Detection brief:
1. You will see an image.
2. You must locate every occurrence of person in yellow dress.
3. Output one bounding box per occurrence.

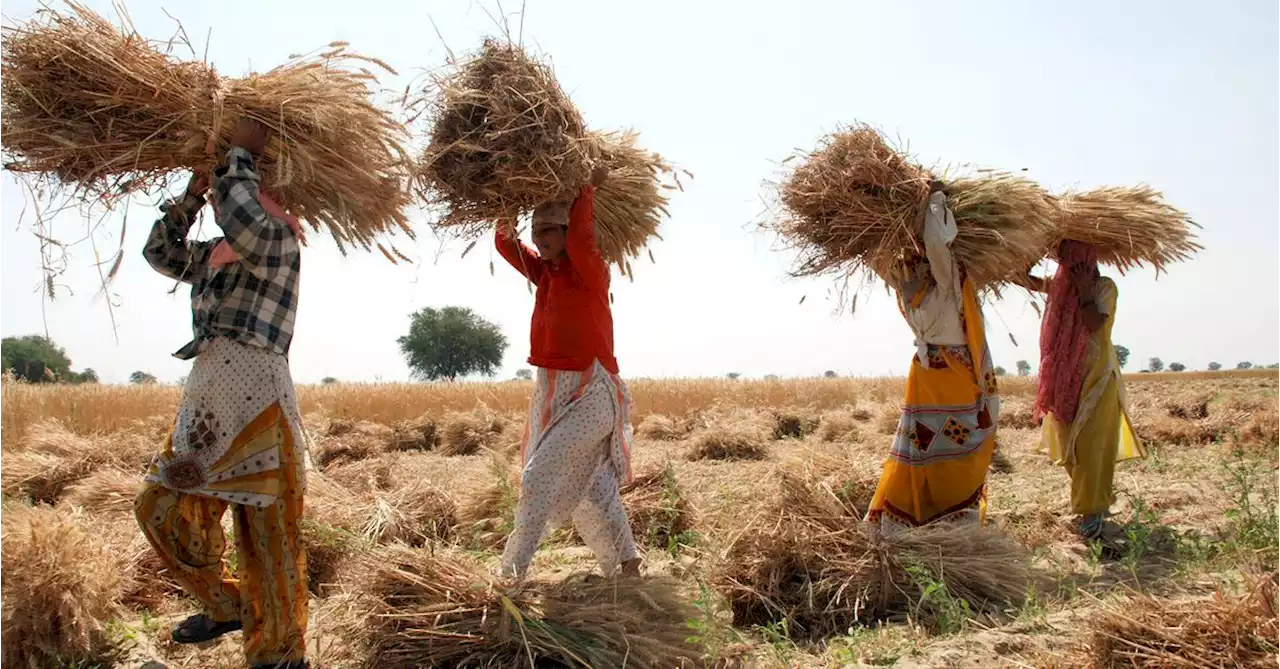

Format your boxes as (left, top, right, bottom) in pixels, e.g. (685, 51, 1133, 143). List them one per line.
(865, 181, 1000, 529)
(1023, 240, 1144, 540)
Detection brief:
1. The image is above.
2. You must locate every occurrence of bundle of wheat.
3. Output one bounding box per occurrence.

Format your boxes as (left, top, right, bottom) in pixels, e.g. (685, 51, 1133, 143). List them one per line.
(386, 415, 440, 452)
(362, 480, 458, 547)
(1086, 576, 1277, 668)
(412, 41, 674, 268)
(356, 544, 701, 668)
(440, 409, 507, 456)
(61, 467, 140, 515)
(456, 457, 522, 548)
(1055, 185, 1201, 272)
(413, 39, 590, 229)
(636, 413, 692, 441)
(716, 467, 1031, 638)
(1, 3, 414, 254)
(1, 505, 127, 668)
(588, 129, 683, 272)
(765, 124, 1057, 289)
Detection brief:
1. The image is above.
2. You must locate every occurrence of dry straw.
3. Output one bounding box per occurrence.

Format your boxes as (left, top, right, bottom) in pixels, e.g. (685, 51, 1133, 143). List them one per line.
(1, 505, 127, 668)
(588, 129, 684, 273)
(411, 40, 676, 269)
(1056, 185, 1201, 272)
(1, 2, 414, 254)
(1086, 577, 1278, 668)
(716, 465, 1032, 638)
(356, 544, 702, 668)
(765, 123, 1058, 289)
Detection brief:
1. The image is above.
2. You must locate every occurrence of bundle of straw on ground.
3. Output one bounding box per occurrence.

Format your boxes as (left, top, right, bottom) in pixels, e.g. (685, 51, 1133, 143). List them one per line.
(413, 39, 591, 230)
(1086, 577, 1278, 668)
(1, 3, 413, 252)
(441, 410, 507, 456)
(1, 505, 127, 668)
(716, 469, 1031, 638)
(355, 544, 702, 668)
(1055, 185, 1201, 272)
(765, 124, 1057, 288)
(456, 458, 522, 548)
(60, 467, 142, 515)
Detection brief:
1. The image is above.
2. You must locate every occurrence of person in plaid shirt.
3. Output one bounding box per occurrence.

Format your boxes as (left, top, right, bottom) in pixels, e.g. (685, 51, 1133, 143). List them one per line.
(133, 118, 311, 669)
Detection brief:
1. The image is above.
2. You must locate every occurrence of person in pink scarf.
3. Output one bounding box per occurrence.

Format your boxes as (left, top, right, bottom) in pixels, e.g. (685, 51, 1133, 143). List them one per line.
(137, 118, 310, 669)
(1023, 240, 1144, 540)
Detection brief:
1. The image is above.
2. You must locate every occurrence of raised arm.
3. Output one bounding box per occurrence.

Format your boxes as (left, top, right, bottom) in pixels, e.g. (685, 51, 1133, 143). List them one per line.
(920, 189, 958, 293)
(1075, 270, 1108, 333)
(143, 173, 213, 283)
(212, 145, 300, 275)
(566, 165, 612, 288)
(495, 222, 545, 282)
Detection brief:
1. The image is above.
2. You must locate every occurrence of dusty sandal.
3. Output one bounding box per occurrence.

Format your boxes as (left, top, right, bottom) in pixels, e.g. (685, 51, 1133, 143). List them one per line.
(171, 614, 242, 644)
(1078, 514, 1106, 541)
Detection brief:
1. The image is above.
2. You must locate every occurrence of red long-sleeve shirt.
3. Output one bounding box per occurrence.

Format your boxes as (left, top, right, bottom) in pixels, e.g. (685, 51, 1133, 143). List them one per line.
(495, 186, 619, 373)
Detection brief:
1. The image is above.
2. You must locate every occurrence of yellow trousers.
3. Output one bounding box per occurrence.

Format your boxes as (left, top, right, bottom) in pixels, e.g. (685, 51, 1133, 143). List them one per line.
(134, 412, 308, 666)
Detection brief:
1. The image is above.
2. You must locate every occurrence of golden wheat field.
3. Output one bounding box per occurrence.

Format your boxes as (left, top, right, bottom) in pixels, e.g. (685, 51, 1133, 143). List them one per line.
(2, 370, 1277, 668)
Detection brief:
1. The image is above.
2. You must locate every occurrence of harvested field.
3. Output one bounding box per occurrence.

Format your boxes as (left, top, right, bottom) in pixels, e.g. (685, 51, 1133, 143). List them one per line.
(0, 370, 1275, 668)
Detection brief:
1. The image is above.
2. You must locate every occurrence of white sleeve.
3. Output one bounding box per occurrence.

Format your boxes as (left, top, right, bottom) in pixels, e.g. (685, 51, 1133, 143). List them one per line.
(922, 191, 958, 292)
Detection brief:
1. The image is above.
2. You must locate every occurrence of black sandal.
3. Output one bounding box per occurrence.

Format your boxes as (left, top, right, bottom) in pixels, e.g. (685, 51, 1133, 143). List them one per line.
(171, 613, 242, 644)
(250, 660, 309, 669)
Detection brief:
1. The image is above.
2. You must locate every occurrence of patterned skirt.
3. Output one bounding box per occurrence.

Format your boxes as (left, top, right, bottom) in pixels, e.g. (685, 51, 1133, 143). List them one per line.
(866, 344, 1000, 528)
(144, 337, 307, 509)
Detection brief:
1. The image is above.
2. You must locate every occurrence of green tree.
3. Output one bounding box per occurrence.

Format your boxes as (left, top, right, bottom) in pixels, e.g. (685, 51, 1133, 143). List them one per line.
(321, 376, 339, 385)
(993, 366, 1007, 376)
(515, 369, 533, 381)
(130, 371, 158, 385)
(823, 370, 838, 379)
(398, 306, 508, 381)
(726, 372, 742, 380)
(67, 368, 99, 384)
(1016, 360, 1031, 377)
(1208, 362, 1222, 371)
(1148, 357, 1164, 373)
(1237, 361, 1254, 370)
(1114, 345, 1130, 369)
(1169, 362, 1186, 372)
(2, 335, 72, 382)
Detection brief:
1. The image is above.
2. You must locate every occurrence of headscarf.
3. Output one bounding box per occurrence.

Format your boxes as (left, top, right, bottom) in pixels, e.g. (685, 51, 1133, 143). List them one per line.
(209, 190, 305, 268)
(1035, 240, 1099, 423)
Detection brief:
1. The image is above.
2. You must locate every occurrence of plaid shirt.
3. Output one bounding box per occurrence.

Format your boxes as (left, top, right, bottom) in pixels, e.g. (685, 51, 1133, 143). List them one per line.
(144, 147, 301, 360)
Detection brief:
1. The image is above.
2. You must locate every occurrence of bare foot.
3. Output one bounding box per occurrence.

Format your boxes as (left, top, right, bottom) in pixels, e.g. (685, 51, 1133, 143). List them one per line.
(620, 557, 642, 579)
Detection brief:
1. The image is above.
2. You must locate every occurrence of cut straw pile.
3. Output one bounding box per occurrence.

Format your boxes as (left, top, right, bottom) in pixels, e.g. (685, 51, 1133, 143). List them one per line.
(716, 466, 1032, 638)
(766, 123, 1057, 288)
(1, 3, 413, 254)
(1086, 576, 1278, 668)
(1, 505, 127, 668)
(412, 40, 677, 270)
(355, 544, 702, 668)
(1056, 185, 1201, 272)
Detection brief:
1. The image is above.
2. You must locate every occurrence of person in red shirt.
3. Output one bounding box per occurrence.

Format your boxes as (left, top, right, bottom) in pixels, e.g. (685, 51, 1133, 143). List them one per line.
(494, 165, 641, 580)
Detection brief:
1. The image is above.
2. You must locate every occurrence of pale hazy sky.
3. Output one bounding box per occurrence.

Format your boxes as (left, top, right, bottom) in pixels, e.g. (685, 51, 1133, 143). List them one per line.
(2, 0, 1277, 384)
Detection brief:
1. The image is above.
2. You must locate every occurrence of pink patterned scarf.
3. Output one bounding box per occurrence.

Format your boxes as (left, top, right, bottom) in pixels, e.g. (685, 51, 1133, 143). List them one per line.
(1035, 241, 1099, 423)
(209, 190, 304, 268)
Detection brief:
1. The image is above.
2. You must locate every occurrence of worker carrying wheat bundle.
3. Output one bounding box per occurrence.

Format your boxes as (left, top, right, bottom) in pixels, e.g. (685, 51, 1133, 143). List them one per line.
(493, 165, 643, 581)
(863, 180, 1002, 529)
(133, 118, 310, 669)
(1022, 241, 1145, 541)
